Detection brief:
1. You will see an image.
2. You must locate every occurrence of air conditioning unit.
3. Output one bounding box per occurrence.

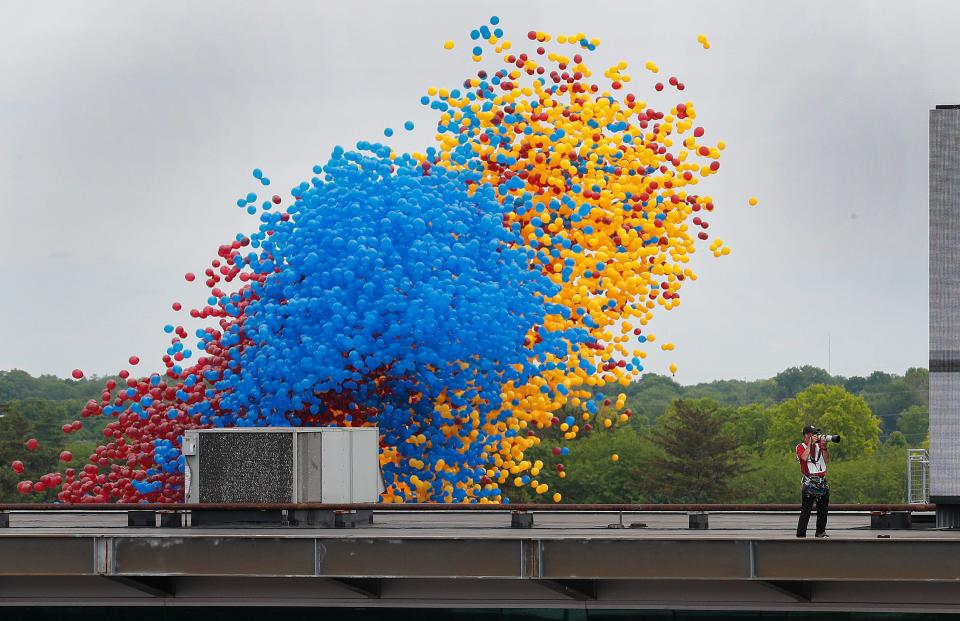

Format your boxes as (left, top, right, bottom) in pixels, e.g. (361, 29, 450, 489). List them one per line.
(181, 427, 384, 504)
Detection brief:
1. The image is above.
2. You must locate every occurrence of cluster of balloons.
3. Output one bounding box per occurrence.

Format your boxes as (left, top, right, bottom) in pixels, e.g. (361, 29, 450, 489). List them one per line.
(12, 18, 735, 503)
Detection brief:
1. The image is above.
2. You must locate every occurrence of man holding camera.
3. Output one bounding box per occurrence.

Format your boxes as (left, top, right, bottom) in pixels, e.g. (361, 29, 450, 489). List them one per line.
(796, 424, 832, 538)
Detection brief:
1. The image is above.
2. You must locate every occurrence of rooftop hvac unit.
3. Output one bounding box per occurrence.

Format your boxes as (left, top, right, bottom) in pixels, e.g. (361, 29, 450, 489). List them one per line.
(181, 427, 384, 504)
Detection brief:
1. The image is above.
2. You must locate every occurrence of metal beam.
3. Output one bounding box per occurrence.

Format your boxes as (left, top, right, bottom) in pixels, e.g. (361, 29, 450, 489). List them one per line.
(533, 578, 596, 600)
(0, 502, 937, 512)
(327, 577, 381, 598)
(103, 576, 175, 597)
(540, 539, 751, 579)
(757, 580, 812, 602)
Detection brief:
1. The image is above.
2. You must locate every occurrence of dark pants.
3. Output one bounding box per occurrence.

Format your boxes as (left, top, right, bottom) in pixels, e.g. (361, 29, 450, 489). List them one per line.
(797, 487, 829, 537)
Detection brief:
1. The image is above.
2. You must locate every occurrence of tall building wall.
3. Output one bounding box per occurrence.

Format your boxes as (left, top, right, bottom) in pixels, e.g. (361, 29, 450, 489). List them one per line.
(930, 106, 960, 502)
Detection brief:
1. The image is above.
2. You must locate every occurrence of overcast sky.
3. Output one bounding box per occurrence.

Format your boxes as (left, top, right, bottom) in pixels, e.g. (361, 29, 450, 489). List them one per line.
(0, 0, 953, 384)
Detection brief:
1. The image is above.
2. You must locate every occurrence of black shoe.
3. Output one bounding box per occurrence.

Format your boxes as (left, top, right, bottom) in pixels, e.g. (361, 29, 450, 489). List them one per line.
(815, 533, 829, 539)
(796, 534, 806, 538)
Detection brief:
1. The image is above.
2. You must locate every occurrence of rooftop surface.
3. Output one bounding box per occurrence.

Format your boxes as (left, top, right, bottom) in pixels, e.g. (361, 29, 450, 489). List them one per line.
(2, 509, 959, 612)
(0, 509, 948, 538)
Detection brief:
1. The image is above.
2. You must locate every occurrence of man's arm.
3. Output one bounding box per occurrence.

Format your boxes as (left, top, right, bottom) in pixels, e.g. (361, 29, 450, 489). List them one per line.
(798, 438, 811, 461)
(821, 441, 830, 464)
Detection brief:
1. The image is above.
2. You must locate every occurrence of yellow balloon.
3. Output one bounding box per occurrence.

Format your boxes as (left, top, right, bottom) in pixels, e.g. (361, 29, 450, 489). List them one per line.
(611, 453, 620, 462)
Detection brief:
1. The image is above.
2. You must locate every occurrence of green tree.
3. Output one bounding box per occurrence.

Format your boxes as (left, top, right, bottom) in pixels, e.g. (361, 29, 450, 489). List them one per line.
(685, 378, 778, 407)
(732, 453, 800, 503)
(0, 369, 105, 402)
(828, 447, 907, 503)
(843, 375, 867, 394)
(897, 405, 929, 446)
(0, 406, 60, 502)
(1, 398, 106, 446)
(621, 373, 682, 427)
(885, 431, 907, 448)
(644, 399, 750, 502)
(902, 368, 929, 408)
(773, 366, 837, 400)
(728, 403, 774, 454)
(765, 384, 880, 459)
(507, 426, 649, 504)
(860, 378, 921, 436)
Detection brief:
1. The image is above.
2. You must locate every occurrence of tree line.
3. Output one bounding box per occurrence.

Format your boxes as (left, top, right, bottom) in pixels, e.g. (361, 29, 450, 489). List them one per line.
(0, 366, 928, 503)
(509, 366, 927, 504)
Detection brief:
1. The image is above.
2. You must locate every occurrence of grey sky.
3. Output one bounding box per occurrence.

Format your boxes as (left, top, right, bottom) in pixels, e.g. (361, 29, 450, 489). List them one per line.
(0, 0, 950, 384)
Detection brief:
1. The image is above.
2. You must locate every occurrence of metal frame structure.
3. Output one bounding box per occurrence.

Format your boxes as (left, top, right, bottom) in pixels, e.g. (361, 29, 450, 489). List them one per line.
(907, 448, 930, 504)
(0, 506, 955, 612)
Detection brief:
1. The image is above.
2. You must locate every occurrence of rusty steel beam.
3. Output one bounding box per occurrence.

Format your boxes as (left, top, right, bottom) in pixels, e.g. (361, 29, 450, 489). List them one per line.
(0, 502, 937, 512)
(2, 536, 960, 582)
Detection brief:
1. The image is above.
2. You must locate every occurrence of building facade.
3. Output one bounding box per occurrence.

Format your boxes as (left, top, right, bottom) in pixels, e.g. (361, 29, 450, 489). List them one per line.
(930, 105, 960, 526)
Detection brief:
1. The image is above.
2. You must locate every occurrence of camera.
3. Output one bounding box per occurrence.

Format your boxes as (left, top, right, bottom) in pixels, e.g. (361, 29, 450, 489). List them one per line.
(815, 433, 841, 443)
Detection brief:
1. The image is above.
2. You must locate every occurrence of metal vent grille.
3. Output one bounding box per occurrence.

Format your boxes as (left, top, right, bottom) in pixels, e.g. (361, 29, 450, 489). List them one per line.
(198, 432, 294, 503)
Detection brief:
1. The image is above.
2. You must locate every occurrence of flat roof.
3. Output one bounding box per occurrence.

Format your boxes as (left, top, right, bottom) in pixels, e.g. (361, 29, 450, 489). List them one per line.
(2, 511, 959, 612)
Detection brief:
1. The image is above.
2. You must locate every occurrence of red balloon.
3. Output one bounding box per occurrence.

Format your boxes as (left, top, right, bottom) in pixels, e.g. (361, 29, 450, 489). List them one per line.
(17, 481, 33, 494)
(11, 460, 24, 474)
(59, 451, 73, 463)
(184, 272, 196, 282)
(551, 446, 562, 456)
(128, 356, 140, 366)
(272, 195, 282, 205)
(172, 302, 182, 311)
(71, 369, 84, 379)
(25, 438, 38, 451)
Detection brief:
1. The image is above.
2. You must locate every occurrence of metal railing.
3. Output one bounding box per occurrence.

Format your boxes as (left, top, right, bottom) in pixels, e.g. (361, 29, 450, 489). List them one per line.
(908, 448, 930, 504)
(0, 502, 936, 512)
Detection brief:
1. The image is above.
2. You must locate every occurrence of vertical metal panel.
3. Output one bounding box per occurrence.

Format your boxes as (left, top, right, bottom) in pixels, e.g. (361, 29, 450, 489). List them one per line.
(183, 430, 199, 503)
(350, 427, 381, 502)
(320, 429, 350, 502)
(931, 373, 960, 497)
(930, 107, 960, 498)
(297, 431, 323, 502)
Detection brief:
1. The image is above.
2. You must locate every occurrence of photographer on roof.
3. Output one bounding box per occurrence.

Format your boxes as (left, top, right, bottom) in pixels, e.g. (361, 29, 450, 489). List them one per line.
(796, 424, 840, 538)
